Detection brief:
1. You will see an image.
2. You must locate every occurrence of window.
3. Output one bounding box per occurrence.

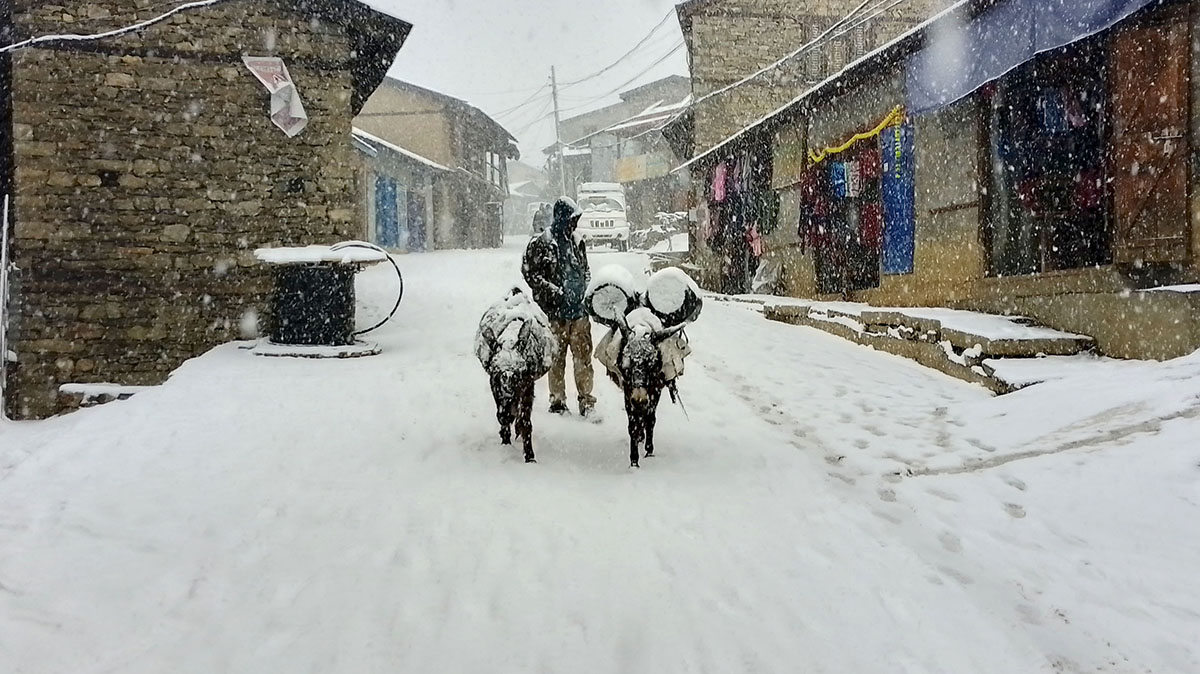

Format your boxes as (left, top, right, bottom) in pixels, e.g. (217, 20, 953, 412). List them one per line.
(486, 151, 504, 189)
(579, 195, 623, 213)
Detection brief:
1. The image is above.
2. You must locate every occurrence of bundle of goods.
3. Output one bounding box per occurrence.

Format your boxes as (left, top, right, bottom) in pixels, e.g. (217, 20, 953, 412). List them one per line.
(586, 265, 703, 387)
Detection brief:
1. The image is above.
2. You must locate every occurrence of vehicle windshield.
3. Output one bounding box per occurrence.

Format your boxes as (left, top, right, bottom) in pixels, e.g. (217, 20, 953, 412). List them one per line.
(579, 196, 623, 212)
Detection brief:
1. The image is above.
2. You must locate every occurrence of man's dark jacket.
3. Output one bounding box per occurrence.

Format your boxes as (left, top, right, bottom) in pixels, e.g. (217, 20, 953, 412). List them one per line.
(522, 202, 590, 322)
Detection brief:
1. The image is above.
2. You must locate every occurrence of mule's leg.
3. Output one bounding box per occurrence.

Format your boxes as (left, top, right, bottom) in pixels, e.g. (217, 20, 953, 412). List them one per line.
(644, 410, 657, 458)
(518, 382, 536, 463)
(644, 388, 662, 458)
(497, 408, 512, 445)
(628, 410, 643, 468)
(492, 384, 513, 445)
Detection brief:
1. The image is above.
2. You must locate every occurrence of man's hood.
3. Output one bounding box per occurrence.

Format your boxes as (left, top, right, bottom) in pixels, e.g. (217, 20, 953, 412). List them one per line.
(552, 197, 582, 229)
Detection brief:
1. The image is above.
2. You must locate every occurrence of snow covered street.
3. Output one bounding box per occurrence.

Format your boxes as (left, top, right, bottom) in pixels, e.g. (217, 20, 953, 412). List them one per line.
(2, 242, 1198, 674)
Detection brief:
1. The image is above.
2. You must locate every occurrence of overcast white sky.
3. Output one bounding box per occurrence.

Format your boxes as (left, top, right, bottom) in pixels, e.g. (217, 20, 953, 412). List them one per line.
(364, 0, 690, 167)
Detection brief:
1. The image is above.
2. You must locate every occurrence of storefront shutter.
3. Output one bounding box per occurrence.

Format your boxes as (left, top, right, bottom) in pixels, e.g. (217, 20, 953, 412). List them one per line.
(1110, 5, 1191, 264)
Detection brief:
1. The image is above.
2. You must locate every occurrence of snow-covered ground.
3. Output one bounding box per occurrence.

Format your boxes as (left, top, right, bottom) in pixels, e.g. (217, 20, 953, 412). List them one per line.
(648, 232, 689, 252)
(2, 242, 1198, 673)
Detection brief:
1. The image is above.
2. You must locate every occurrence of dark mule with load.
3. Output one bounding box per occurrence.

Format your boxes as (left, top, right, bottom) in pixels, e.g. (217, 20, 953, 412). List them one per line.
(587, 266, 702, 467)
(475, 288, 558, 463)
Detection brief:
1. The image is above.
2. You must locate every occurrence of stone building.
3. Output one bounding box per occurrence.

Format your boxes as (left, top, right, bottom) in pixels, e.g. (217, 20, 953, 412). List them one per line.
(679, 0, 1200, 361)
(676, 0, 951, 152)
(548, 74, 692, 198)
(353, 78, 517, 251)
(0, 0, 412, 418)
(352, 127, 439, 254)
(663, 0, 949, 296)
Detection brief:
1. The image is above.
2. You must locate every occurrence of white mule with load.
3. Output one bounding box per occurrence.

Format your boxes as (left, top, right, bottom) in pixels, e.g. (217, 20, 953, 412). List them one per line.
(585, 265, 703, 467)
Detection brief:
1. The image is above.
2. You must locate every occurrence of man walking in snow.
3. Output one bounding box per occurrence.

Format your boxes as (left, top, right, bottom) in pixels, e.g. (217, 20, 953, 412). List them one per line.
(522, 197, 597, 417)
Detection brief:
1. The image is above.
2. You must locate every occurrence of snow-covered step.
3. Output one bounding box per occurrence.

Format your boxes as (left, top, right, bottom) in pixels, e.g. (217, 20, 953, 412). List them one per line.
(57, 382, 151, 411)
(861, 309, 1091, 358)
(757, 300, 1100, 394)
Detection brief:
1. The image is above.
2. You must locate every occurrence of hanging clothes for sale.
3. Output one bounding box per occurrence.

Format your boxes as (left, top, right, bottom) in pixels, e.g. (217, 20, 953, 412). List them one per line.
(712, 161, 728, 203)
(708, 202, 726, 248)
(747, 223, 764, 258)
(830, 161, 848, 199)
(860, 202, 884, 251)
(846, 160, 862, 199)
(880, 120, 915, 275)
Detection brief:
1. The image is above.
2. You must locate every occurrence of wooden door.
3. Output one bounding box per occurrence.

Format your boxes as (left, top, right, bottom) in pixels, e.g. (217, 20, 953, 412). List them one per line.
(374, 176, 399, 249)
(1110, 5, 1191, 264)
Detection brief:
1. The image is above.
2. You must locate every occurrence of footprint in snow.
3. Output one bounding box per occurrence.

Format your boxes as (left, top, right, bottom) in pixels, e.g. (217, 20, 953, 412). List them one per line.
(1016, 604, 1042, 625)
(938, 566, 975, 585)
(1004, 503, 1027, 518)
(926, 487, 960, 502)
(872, 510, 903, 525)
(938, 531, 963, 553)
(1003, 476, 1028, 491)
(878, 488, 898, 502)
(828, 472, 855, 485)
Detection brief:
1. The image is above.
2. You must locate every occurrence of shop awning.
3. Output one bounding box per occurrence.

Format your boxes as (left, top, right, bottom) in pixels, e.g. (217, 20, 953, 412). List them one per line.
(906, 0, 1157, 114)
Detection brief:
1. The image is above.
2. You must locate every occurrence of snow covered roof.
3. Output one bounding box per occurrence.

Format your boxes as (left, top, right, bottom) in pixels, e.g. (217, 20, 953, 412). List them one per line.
(673, 0, 973, 172)
(562, 94, 694, 149)
(508, 180, 541, 198)
(377, 78, 520, 155)
(352, 128, 450, 172)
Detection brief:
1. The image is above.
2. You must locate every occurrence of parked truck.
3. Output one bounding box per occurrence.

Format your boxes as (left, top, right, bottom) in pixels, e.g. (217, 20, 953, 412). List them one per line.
(575, 182, 630, 251)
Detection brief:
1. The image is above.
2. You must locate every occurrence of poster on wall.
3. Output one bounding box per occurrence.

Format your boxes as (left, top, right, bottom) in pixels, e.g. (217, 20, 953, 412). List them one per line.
(880, 121, 915, 275)
(242, 56, 309, 137)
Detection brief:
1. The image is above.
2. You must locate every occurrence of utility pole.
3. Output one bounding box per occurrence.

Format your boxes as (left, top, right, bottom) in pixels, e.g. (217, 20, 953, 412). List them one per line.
(550, 66, 568, 197)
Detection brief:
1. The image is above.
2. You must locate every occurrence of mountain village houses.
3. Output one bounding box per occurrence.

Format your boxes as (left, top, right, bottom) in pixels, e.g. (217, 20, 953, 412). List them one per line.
(0, 0, 412, 418)
(3, 0, 1200, 419)
(550, 75, 693, 229)
(666, 0, 1200, 362)
(353, 78, 519, 253)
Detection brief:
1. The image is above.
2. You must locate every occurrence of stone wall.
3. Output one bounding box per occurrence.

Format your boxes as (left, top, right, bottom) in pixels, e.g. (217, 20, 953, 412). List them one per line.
(5, 0, 365, 418)
(686, 0, 948, 152)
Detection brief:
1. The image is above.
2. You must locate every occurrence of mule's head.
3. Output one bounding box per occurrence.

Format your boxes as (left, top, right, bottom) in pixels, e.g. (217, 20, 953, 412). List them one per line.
(617, 321, 682, 406)
(485, 320, 536, 409)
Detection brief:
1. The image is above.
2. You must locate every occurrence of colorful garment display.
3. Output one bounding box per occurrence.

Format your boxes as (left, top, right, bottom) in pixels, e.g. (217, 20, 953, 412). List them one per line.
(880, 120, 915, 275)
(712, 161, 728, 203)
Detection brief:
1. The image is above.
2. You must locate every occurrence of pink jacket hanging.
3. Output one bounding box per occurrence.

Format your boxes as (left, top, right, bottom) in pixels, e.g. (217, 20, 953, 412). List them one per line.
(712, 162, 728, 203)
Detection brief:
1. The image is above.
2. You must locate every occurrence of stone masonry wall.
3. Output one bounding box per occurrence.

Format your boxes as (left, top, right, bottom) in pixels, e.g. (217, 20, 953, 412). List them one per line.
(688, 0, 950, 152)
(5, 0, 363, 418)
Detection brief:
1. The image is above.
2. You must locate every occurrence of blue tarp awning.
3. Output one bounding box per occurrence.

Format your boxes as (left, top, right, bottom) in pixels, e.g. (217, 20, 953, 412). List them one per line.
(906, 0, 1158, 114)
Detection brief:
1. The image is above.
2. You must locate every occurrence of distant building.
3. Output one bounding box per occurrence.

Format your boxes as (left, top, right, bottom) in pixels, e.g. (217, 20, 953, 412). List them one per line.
(354, 79, 518, 251)
(672, 0, 951, 154)
(352, 128, 439, 253)
(505, 160, 549, 236)
(666, 0, 948, 296)
(546, 75, 691, 198)
(1, 0, 411, 419)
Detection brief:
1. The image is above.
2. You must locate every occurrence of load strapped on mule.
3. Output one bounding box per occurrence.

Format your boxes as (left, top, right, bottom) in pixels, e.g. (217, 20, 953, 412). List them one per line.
(585, 265, 703, 404)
